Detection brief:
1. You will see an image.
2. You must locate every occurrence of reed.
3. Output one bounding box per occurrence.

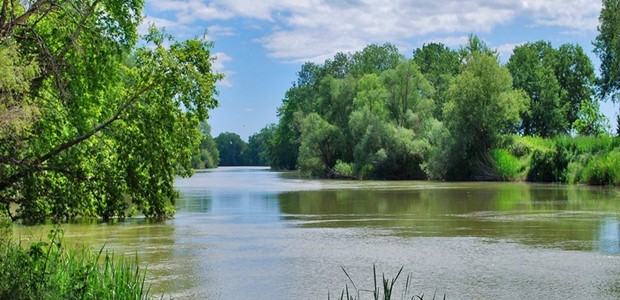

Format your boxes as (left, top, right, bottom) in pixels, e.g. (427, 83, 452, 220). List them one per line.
(0, 225, 152, 300)
(329, 265, 446, 300)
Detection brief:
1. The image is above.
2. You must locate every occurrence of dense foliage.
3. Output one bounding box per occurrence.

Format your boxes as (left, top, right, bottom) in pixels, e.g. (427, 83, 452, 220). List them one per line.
(0, 1, 221, 223)
(594, 0, 620, 134)
(214, 125, 274, 167)
(191, 122, 219, 169)
(262, 23, 619, 183)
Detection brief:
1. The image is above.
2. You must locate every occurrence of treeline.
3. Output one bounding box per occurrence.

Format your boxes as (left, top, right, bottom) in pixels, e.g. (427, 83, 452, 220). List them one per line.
(248, 0, 620, 184)
(191, 124, 275, 168)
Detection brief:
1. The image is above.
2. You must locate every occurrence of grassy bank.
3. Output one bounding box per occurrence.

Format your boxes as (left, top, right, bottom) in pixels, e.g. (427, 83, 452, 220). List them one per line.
(493, 135, 620, 185)
(0, 224, 151, 300)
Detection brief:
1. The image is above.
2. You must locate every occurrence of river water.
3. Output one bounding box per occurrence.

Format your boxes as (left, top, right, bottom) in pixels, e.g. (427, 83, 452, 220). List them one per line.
(15, 167, 620, 299)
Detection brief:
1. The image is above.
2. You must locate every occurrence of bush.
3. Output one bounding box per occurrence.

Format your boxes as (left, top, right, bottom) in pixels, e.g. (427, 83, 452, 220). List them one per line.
(492, 149, 522, 181)
(582, 150, 620, 185)
(332, 160, 356, 179)
(0, 227, 151, 300)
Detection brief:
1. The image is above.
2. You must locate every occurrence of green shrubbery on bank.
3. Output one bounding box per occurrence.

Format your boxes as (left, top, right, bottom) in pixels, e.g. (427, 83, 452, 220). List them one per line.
(493, 135, 620, 185)
(0, 225, 151, 300)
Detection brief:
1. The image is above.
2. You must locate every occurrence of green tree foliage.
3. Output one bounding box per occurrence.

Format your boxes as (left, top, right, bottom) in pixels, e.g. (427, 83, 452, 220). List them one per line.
(508, 41, 601, 137)
(594, 0, 620, 134)
(0, 1, 221, 222)
(191, 122, 219, 169)
(298, 113, 341, 176)
(555, 44, 598, 129)
(438, 51, 528, 180)
(507, 41, 566, 137)
(215, 132, 247, 166)
(412, 42, 460, 119)
(594, 0, 620, 103)
(245, 124, 275, 166)
(294, 57, 436, 179)
(270, 63, 321, 170)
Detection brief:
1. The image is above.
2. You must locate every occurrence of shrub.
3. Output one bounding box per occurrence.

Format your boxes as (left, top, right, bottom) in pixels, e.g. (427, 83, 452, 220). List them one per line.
(492, 149, 522, 181)
(582, 150, 620, 185)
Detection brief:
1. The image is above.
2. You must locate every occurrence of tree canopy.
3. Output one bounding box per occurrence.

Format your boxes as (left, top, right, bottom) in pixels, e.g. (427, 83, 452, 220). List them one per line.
(0, 1, 221, 223)
(264, 34, 609, 181)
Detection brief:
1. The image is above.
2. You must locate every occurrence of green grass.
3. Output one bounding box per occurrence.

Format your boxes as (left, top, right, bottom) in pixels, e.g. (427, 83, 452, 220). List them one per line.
(0, 224, 152, 300)
(501, 135, 620, 185)
(330, 265, 446, 300)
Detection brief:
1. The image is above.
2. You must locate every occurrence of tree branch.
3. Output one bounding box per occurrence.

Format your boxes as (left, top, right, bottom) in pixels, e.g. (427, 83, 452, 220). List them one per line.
(0, 81, 156, 192)
(2, 0, 53, 34)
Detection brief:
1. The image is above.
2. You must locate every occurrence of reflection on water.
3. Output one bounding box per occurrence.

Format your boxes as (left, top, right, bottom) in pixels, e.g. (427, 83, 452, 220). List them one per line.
(599, 217, 620, 254)
(14, 167, 620, 299)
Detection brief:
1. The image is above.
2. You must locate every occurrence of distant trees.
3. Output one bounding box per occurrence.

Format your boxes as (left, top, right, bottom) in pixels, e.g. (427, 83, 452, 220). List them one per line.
(215, 132, 247, 166)
(191, 123, 219, 169)
(214, 125, 274, 167)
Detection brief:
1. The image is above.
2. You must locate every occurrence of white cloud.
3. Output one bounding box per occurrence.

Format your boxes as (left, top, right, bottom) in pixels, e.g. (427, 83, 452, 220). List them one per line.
(146, 0, 602, 62)
(212, 52, 234, 87)
(495, 42, 526, 62)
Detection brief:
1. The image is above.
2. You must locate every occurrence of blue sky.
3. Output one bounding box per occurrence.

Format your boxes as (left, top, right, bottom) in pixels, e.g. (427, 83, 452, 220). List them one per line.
(142, 0, 618, 141)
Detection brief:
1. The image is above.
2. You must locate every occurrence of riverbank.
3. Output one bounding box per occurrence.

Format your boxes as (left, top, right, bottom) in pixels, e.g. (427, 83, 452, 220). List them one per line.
(493, 135, 620, 185)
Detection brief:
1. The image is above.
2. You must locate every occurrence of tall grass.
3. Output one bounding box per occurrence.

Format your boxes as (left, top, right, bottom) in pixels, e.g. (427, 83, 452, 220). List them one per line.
(0, 224, 152, 300)
(503, 135, 620, 185)
(330, 265, 446, 300)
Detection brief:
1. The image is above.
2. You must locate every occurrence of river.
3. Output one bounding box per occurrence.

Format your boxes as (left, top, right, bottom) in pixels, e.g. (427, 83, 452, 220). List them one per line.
(15, 167, 620, 299)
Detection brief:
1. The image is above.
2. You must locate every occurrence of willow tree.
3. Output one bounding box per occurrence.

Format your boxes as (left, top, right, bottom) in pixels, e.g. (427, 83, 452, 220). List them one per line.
(434, 45, 528, 180)
(0, 1, 221, 223)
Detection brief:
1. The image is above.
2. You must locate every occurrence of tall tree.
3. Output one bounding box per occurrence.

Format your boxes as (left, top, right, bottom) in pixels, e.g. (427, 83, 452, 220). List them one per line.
(245, 124, 275, 166)
(594, 0, 620, 134)
(507, 41, 566, 137)
(440, 52, 528, 179)
(0, 1, 221, 222)
(412, 43, 460, 119)
(594, 0, 620, 102)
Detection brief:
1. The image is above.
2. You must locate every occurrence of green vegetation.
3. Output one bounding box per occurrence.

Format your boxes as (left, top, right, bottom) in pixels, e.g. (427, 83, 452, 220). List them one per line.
(214, 125, 275, 167)
(191, 122, 220, 169)
(330, 266, 445, 300)
(0, 225, 151, 299)
(249, 4, 620, 185)
(0, 1, 221, 223)
(261, 34, 619, 184)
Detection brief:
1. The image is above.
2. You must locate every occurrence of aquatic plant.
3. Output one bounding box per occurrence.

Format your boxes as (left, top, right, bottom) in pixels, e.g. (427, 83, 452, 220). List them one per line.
(329, 265, 446, 300)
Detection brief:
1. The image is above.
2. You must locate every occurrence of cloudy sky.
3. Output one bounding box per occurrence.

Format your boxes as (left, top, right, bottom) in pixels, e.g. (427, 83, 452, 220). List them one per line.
(142, 0, 617, 140)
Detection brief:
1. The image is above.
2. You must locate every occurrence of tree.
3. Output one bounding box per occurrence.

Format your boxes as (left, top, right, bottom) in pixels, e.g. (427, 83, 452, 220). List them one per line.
(0, 1, 221, 222)
(594, 0, 620, 134)
(270, 63, 321, 170)
(245, 124, 275, 166)
(594, 0, 620, 102)
(191, 122, 219, 169)
(412, 42, 460, 119)
(440, 52, 528, 180)
(381, 59, 434, 128)
(215, 132, 247, 166)
(348, 43, 403, 78)
(507, 41, 567, 137)
(298, 113, 340, 176)
(555, 44, 598, 129)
